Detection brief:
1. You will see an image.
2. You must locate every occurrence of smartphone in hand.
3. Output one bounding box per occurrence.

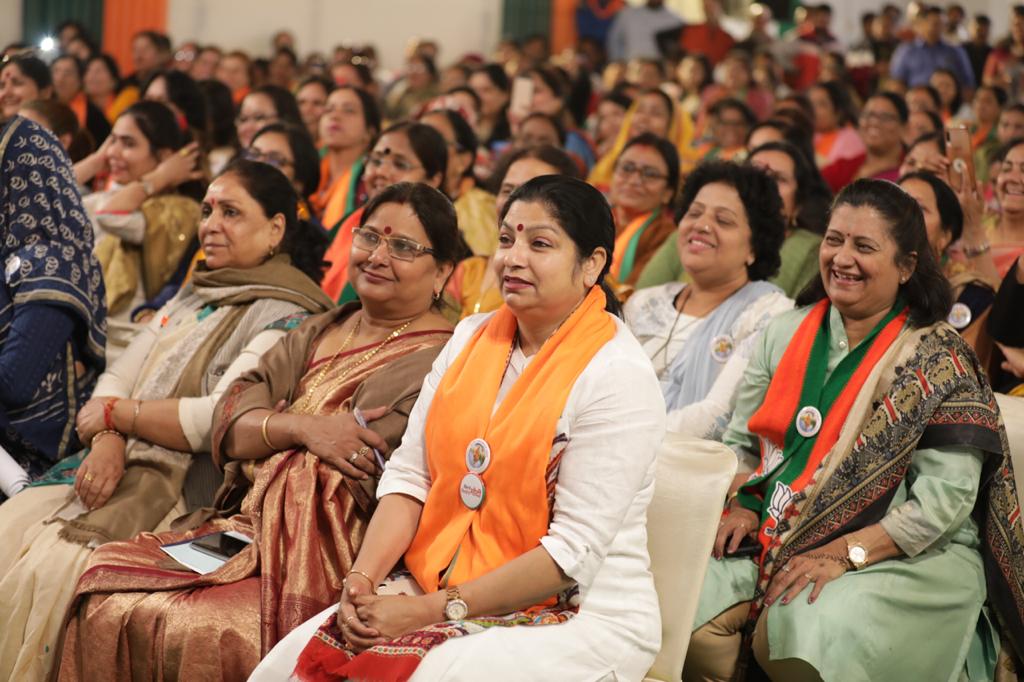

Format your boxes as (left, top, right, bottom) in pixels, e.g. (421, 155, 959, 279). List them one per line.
(946, 125, 976, 192)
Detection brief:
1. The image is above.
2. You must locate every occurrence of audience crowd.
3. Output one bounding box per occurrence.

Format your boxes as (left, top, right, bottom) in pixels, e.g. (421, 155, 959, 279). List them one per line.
(2, 1, 1024, 680)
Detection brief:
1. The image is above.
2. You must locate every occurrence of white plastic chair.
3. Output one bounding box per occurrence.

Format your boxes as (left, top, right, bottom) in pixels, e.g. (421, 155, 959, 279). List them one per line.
(644, 434, 738, 682)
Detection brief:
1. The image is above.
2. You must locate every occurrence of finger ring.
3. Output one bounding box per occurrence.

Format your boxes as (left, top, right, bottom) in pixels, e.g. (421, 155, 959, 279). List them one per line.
(84, 472, 95, 482)
(358, 445, 370, 456)
(782, 564, 792, 572)
(804, 573, 815, 581)
(345, 615, 357, 625)
(349, 451, 360, 463)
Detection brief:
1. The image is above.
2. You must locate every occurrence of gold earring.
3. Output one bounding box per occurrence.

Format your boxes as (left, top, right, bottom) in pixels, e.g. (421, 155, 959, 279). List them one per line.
(267, 244, 276, 258)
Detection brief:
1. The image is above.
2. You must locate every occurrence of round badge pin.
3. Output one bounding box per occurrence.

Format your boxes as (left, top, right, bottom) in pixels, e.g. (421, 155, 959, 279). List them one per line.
(465, 438, 492, 474)
(710, 334, 735, 363)
(947, 302, 972, 330)
(795, 405, 823, 438)
(459, 472, 485, 510)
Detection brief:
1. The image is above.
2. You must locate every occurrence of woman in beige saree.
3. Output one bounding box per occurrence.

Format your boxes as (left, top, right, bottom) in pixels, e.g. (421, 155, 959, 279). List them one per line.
(56, 182, 462, 681)
(0, 159, 333, 682)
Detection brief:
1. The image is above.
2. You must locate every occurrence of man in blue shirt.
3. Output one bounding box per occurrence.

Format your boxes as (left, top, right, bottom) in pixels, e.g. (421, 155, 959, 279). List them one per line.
(890, 5, 975, 90)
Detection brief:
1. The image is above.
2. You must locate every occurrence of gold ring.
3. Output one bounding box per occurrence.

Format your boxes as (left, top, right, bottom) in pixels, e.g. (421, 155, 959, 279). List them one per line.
(358, 445, 370, 456)
(349, 452, 360, 463)
(804, 573, 814, 581)
(84, 472, 95, 482)
(782, 565, 792, 572)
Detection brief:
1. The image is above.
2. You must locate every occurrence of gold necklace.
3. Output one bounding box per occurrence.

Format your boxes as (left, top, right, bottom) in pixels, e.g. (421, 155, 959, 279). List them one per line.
(296, 316, 417, 414)
(296, 317, 362, 413)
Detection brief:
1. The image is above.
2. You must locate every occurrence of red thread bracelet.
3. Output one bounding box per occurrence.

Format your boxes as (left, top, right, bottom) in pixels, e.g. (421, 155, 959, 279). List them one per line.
(103, 398, 119, 431)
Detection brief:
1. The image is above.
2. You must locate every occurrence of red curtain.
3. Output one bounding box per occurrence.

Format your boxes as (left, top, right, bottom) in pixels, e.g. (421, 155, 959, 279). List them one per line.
(101, 0, 167, 76)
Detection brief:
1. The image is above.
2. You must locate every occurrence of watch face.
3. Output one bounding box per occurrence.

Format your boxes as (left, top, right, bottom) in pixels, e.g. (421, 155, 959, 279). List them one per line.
(849, 545, 867, 565)
(446, 599, 468, 621)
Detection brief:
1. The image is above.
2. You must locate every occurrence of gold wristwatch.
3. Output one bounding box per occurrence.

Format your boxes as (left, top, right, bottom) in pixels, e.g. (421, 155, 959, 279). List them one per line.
(444, 585, 468, 620)
(846, 536, 869, 570)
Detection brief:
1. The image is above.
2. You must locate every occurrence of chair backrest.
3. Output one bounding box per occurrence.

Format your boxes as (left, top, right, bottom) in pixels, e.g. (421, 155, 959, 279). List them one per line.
(996, 393, 1024, 502)
(644, 434, 738, 682)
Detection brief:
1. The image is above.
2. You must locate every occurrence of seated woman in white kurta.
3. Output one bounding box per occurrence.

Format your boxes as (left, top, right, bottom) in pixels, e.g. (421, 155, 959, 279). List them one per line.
(681, 179, 1024, 682)
(251, 175, 667, 682)
(625, 161, 791, 441)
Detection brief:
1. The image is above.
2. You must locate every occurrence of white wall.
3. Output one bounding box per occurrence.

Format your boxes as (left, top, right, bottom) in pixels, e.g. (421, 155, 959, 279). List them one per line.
(167, 0, 502, 72)
(0, 0, 23, 49)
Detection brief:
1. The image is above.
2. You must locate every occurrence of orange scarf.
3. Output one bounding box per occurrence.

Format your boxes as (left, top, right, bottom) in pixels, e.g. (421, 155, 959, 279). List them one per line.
(319, 207, 364, 301)
(310, 156, 355, 229)
(405, 286, 616, 594)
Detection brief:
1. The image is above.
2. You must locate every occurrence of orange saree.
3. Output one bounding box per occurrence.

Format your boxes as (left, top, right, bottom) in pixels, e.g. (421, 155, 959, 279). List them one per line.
(56, 307, 451, 681)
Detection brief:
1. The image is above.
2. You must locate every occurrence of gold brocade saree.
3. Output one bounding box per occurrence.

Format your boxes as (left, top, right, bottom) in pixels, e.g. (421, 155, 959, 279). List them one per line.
(57, 309, 451, 682)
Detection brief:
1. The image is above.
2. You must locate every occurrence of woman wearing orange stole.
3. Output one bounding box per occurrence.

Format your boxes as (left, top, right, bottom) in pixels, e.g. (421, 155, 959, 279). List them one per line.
(56, 183, 462, 681)
(254, 175, 667, 681)
(606, 132, 679, 299)
(682, 180, 1024, 682)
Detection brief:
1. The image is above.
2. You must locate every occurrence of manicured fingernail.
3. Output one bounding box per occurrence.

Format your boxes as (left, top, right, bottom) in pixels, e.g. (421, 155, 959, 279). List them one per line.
(781, 597, 789, 605)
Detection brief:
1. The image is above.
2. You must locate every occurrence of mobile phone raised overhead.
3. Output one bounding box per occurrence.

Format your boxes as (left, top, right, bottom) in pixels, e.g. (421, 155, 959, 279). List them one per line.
(946, 125, 976, 192)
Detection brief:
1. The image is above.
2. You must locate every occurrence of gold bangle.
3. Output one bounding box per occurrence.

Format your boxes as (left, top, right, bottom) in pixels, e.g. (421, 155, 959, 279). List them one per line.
(261, 413, 279, 452)
(344, 570, 377, 593)
(91, 429, 125, 447)
(128, 400, 142, 436)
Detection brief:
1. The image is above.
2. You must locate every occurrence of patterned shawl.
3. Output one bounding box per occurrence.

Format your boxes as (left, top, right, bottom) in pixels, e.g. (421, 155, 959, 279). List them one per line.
(0, 117, 106, 471)
(738, 323, 1024, 675)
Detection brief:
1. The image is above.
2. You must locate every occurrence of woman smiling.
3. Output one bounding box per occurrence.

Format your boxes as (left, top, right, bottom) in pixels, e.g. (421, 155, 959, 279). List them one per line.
(683, 179, 1023, 682)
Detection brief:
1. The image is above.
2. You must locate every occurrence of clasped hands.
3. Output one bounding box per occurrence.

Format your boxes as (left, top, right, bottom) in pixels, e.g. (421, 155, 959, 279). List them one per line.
(335, 574, 441, 653)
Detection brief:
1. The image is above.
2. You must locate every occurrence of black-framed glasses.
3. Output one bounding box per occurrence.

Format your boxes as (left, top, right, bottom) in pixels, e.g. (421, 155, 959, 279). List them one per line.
(614, 161, 668, 183)
(352, 227, 435, 261)
(242, 147, 294, 170)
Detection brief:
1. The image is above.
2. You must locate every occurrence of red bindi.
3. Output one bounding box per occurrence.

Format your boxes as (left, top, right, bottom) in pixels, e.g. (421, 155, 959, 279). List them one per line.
(383, 225, 392, 235)
(516, 223, 524, 232)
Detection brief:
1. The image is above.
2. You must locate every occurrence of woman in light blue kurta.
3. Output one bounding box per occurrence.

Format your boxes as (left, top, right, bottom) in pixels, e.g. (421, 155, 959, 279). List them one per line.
(682, 179, 1024, 682)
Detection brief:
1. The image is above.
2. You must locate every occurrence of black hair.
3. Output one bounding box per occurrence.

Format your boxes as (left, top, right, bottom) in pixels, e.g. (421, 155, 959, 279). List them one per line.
(376, 121, 448, 188)
(143, 70, 208, 140)
(812, 81, 859, 127)
(776, 93, 815, 123)
(198, 79, 237, 149)
(676, 161, 786, 281)
(994, 136, 1024, 166)
(930, 67, 963, 114)
(500, 175, 623, 317)
(907, 130, 947, 156)
(273, 46, 298, 67)
(445, 85, 482, 114)
(746, 116, 817, 168)
(975, 14, 990, 25)
(121, 100, 205, 201)
(913, 109, 945, 136)
(487, 143, 582, 193)
(749, 140, 833, 234)
(796, 178, 952, 327)
(920, 5, 943, 18)
(710, 97, 756, 128)
(360, 181, 462, 269)
(519, 111, 566, 146)
(216, 158, 328, 283)
(2, 55, 52, 91)
(636, 87, 676, 129)
(246, 84, 303, 128)
(528, 66, 568, 107)
(298, 74, 334, 99)
(52, 54, 84, 80)
(410, 54, 438, 80)
(424, 109, 478, 179)
(332, 84, 381, 141)
(898, 170, 964, 245)
(978, 84, 1009, 108)
(20, 98, 94, 161)
(869, 91, 909, 123)
(473, 63, 510, 93)
(908, 84, 942, 112)
(602, 90, 633, 112)
(619, 132, 681, 205)
(250, 122, 320, 199)
(134, 30, 171, 55)
(85, 53, 121, 89)
(332, 60, 374, 89)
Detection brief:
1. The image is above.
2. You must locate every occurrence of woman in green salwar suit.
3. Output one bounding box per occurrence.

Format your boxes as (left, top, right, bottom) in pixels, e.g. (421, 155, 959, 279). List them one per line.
(683, 179, 1024, 682)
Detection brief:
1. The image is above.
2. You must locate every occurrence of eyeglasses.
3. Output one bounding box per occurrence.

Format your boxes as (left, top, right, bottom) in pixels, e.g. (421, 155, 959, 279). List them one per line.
(352, 227, 435, 261)
(614, 161, 668, 183)
(242, 147, 294, 170)
(859, 111, 900, 125)
(235, 113, 277, 126)
(367, 154, 422, 174)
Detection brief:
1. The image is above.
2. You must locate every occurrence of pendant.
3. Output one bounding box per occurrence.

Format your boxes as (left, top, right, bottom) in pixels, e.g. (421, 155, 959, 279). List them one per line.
(459, 472, 485, 509)
(795, 405, 823, 438)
